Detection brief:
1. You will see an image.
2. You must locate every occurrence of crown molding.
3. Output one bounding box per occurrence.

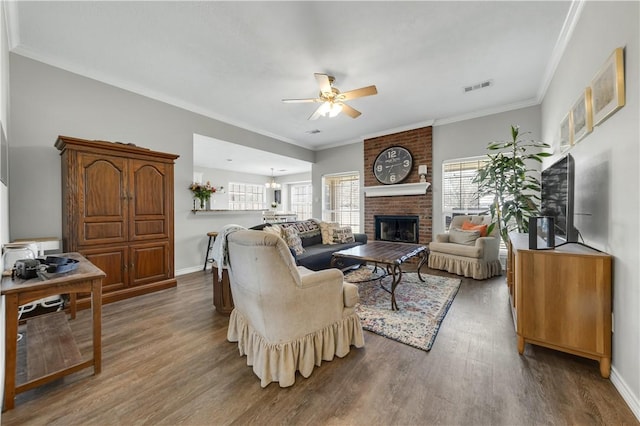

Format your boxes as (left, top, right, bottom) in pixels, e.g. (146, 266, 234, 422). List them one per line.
(536, 0, 585, 102)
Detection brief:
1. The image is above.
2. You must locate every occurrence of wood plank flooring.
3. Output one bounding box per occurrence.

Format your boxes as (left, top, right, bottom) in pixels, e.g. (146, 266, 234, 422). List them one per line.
(2, 268, 637, 425)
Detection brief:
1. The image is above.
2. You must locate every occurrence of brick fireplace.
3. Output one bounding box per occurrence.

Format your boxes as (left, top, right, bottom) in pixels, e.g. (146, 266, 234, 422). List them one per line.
(364, 126, 432, 244)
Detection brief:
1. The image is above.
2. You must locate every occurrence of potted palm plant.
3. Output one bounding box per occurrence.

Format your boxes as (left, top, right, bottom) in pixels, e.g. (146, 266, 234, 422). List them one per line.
(473, 125, 551, 245)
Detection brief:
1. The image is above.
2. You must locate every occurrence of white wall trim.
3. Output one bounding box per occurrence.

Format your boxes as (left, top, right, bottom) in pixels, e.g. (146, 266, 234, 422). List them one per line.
(536, 0, 585, 102)
(610, 366, 640, 422)
(176, 266, 202, 276)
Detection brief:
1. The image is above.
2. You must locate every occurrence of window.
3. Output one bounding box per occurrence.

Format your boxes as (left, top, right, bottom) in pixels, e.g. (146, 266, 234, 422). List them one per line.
(322, 172, 360, 232)
(442, 157, 493, 229)
(228, 182, 266, 210)
(290, 183, 312, 220)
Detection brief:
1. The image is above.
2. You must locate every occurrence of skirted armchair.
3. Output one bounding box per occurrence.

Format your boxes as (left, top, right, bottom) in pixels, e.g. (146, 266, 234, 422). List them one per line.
(225, 230, 365, 387)
(428, 215, 502, 280)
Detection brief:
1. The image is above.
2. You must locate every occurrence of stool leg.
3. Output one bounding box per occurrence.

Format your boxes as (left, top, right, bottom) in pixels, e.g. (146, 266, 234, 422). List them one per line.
(203, 236, 213, 271)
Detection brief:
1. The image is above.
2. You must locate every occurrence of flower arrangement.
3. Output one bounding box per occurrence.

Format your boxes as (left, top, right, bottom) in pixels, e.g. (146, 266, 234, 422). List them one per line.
(189, 181, 222, 208)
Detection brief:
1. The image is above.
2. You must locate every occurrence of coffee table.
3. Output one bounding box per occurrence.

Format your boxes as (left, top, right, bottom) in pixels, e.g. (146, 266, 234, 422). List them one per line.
(331, 241, 429, 311)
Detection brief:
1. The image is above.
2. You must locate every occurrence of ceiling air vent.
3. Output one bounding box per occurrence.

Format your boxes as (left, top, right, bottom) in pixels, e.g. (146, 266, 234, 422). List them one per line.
(464, 80, 493, 93)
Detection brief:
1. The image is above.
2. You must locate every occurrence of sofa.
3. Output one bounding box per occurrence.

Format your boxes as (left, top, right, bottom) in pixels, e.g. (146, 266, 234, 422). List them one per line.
(428, 215, 502, 280)
(250, 219, 367, 271)
(226, 230, 364, 387)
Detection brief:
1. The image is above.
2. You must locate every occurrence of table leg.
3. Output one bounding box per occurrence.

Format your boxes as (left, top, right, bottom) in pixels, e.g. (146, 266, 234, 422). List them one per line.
(416, 250, 428, 282)
(69, 292, 77, 320)
(390, 264, 402, 311)
(91, 278, 102, 374)
(3, 294, 19, 411)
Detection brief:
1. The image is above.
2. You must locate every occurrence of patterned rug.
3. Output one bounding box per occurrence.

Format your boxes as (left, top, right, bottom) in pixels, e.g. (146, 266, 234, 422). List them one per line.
(344, 267, 461, 351)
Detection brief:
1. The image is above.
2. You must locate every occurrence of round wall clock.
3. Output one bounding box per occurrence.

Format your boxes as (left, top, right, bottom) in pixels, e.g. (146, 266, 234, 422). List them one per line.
(373, 146, 413, 184)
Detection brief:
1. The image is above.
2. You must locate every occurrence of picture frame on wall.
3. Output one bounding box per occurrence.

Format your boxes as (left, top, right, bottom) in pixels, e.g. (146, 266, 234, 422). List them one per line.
(590, 47, 625, 126)
(558, 111, 572, 152)
(571, 87, 593, 144)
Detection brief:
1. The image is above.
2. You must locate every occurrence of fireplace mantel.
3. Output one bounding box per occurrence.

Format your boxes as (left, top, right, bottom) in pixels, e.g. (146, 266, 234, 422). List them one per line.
(364, 182, 430, 197)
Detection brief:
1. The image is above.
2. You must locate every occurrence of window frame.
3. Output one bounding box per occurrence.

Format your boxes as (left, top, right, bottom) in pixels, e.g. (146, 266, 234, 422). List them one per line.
(441, 156, 493, 230)
(227, 181, 267, 210)
(322, 171, 360, 233)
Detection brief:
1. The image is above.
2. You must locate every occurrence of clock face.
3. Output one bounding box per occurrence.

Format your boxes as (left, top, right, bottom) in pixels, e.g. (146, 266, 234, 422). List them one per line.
(373, 146, 413, 184)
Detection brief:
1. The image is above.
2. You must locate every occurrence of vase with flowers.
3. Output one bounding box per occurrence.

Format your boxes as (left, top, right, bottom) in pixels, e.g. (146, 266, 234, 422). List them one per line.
(189, 181, 222, 210)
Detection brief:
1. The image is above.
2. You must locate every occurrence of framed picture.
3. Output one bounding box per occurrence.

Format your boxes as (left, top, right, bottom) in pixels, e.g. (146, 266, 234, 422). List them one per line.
(571, 87, 593, 144)
(590, 47, 625, 126)
(0, 122, 7, 185)
(558, 111, 572, 152)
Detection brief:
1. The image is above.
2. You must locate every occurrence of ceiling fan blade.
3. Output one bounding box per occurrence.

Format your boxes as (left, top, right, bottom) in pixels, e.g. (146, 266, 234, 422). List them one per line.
(314, 73, 332, 95)
(282, 98, 321, 103)
(340, 85, 378, 101)
(340, 103, 362, 119)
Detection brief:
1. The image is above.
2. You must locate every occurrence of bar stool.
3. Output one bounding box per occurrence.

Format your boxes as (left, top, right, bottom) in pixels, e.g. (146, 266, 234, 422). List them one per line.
(203, 231, 219, 271)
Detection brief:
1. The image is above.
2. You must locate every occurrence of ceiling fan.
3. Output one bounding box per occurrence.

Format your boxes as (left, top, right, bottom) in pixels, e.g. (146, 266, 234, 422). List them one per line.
(282, 73, 378, 120)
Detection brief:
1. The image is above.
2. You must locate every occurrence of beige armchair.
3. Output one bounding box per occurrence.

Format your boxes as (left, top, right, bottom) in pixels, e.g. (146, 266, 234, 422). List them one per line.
(226, 230, 364, 387)
(428, 215, 502, 280)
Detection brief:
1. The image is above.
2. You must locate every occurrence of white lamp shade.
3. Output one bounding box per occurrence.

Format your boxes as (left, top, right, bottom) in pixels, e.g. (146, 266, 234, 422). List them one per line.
(418, 165, 428, 175)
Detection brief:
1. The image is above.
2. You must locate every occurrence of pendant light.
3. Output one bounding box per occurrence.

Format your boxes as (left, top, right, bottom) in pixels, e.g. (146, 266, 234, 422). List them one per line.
(265, 168, 281, 189)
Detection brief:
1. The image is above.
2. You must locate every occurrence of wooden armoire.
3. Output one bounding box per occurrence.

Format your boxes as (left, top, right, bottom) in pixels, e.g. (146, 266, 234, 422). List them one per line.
(56, 136, 179, 308)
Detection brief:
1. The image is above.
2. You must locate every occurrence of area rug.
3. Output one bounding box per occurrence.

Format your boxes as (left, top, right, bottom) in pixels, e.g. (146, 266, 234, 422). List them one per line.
(344, 267, 461, 351)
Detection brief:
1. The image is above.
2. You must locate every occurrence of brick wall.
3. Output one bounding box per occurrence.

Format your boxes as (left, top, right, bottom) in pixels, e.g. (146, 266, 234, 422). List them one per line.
(364, 126, 433, 244)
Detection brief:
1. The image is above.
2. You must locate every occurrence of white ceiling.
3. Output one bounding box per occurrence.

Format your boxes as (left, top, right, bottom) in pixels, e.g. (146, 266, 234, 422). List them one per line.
(7, 1, 575, 173)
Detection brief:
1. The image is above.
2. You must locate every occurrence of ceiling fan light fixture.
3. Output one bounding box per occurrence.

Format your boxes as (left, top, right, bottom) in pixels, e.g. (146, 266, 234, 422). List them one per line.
(328, 103, 343, 117)
(317, 102, 331, 117)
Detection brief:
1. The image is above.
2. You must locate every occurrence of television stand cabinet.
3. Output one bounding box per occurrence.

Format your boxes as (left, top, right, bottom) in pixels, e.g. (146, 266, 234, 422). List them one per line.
(507, 233, 612, 378)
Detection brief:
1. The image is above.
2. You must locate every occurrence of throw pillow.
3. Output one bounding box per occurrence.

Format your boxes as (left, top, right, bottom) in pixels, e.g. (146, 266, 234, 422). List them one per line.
(263, 224, 282, 237)
(280, 220, 321, 240)
(461, 221, 488, 237)
(449, 228, 481, 245)
(333, 226, 355, 244)
(319, 221, 340, 244)
(282, 227, 305, 255)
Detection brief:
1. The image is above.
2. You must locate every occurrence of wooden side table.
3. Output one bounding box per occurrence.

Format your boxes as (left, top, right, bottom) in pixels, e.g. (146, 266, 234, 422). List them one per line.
(212, 263, 234, 315)
(1, 253, 105, 411)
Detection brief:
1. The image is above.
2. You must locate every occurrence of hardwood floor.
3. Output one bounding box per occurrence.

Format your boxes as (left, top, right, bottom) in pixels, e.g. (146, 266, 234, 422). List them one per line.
(3, 268, 637, 425)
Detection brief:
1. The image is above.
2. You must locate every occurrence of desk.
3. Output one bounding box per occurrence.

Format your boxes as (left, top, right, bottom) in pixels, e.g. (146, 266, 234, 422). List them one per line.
(1, 253, 105, 411)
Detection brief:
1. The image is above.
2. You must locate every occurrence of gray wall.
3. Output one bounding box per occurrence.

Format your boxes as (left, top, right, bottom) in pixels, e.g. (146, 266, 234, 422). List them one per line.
(432, 105, 541, 236)
(541, 1, 639, 414)
(8, 54, 314, 274)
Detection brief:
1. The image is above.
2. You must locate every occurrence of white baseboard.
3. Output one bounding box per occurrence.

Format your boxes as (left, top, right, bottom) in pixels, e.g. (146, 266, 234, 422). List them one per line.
(610, 365, 640, 422)
(176, 265, 203, 276)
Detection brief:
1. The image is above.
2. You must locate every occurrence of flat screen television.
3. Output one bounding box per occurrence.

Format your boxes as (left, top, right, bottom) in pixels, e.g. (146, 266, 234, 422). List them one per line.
(540, 154, 578, 244)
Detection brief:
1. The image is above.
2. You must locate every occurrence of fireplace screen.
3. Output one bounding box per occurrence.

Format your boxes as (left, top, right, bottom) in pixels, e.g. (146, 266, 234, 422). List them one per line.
(375, 215, 419, 244)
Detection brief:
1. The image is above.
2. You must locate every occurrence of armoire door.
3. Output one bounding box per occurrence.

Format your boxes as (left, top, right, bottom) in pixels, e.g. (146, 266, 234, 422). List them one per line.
(128, 159, 171, 242)
(129, 241, 171, 287)
(81, 245, 129, 292)
(77, 153, 129, 246)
